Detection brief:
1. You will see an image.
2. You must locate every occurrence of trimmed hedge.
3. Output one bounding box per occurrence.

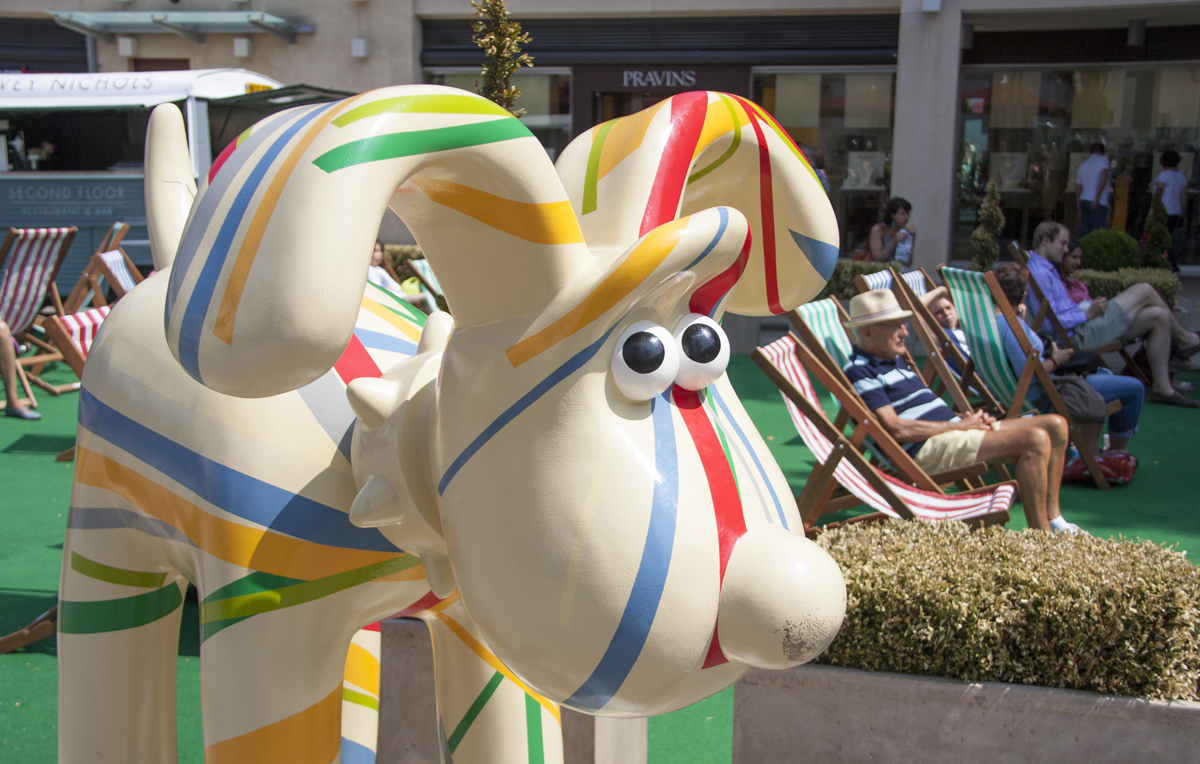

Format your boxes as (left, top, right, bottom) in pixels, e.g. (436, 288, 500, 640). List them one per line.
(817, 260, 896, 301)
(815, 521, 1200, 701)
(1075, 267, 1181, 308)
(383, 244, 423, 270)
(1080, 229, 1141, 272)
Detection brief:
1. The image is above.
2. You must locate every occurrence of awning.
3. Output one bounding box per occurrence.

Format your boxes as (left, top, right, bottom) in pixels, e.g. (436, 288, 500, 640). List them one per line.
(45, 11, 314, 45)
(0, 69, 283, 109)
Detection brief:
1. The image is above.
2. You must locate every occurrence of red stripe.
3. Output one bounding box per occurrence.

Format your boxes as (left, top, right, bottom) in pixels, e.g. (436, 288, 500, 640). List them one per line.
(388, 590, 443, 619)
(639, 91, 710, 236)
(689, 228, 752, 316)
(673, 386, 746, 668)
(333, 333, 382, 384)
(209, 136, 240, 184)
(732, 97, 782, 315)
(359, 622, 382, 632)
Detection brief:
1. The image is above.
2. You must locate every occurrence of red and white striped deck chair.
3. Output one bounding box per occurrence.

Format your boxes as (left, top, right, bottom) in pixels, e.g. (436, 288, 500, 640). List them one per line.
(43, 306, 111, 460)
(753, 333, 1013, 533)
(0, 226, 78, 404)
(61, 222, 140, 314)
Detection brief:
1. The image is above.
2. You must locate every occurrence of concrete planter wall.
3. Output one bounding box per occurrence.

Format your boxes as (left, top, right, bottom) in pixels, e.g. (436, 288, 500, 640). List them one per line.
(733, 664, 1200, 764)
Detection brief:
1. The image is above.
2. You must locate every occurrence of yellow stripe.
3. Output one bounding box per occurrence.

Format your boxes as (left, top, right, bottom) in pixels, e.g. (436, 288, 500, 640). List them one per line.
(213, 98, 359, 345)
(206, 684, 342, 764)
(596, 100, 668, 181)
(409, 178, 584, 246)
(429, 611, 561, 724)
(504, 216, 689, 367)
(75, 445, 397, 581)
(360, 297, 422, 341)
(343, 642, 381, 697)
(692, 96, 750, 160)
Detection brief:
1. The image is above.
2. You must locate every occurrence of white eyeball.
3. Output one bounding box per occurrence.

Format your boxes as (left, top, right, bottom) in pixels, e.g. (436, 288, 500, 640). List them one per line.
(672, 313, 729, 391)
(612, 321, 680, 401)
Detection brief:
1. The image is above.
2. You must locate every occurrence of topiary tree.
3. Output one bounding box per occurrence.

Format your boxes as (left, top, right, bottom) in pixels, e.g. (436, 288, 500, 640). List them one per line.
(1140, 186, 1173, 270)
(970, 179, 1004, 271)
(471, 0, 534, 118)
(1080, 229, 1141, 272)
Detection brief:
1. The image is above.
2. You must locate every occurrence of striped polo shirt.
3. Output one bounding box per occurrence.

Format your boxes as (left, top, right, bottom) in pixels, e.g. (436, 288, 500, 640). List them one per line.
(843, 346, 960, 456)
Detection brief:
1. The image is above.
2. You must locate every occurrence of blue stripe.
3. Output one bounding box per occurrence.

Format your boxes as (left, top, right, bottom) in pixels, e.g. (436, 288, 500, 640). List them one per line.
(564, 392, 678, 712)
(176, 102, 334, 383)
(67, 505, 198, 547)
(789, 229, 839, 283)
(437, 319, 624, 495)
(682, 206, 729, 272)
(165, 109, 298, 322)
(78, 388, 400, 553)
(354, 327, 418, 356)
(340, 737, 376, 764)
(709, 386, 788, 530)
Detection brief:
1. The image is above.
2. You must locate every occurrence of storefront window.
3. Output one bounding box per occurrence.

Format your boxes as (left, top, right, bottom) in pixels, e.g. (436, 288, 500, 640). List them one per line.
(955, 65, 1200, 265)
(753, 70, 896, 255)
(426, 70, 571, 159)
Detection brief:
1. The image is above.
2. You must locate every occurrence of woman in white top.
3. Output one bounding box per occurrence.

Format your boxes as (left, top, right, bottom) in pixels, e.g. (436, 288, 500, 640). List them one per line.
(1075, 141, 1111, 236)
(1154, 150, 1189, 272)
(869, 196, 916, 266)
(367, 240, 431, 312)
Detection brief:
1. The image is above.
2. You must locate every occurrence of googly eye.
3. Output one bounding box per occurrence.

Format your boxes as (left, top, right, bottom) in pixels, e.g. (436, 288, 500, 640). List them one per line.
(672, 314, 729, 391)
(612, 321, 680, 401)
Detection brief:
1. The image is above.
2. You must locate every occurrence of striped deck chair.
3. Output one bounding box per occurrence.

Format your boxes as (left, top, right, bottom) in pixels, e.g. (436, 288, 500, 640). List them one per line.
(0, 226, 78, 402)
(939, 265, 1117, 491)
(753, 334, 1013, 532)
(1007, 241, 1147, 384)
(62, 222, 130, 314)
(853, 267, 934, 298)
(404, 257, 445, 311)
(42, 306, 111, 460)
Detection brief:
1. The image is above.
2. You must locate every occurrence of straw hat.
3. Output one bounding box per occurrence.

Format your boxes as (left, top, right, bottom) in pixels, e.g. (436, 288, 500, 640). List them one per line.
(842, 289, 913, 328)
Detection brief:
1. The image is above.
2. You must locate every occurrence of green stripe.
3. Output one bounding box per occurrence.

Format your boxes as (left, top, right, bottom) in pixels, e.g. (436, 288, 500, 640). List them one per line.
(70, 551, 167, 589)
(342, 686, 380, 711)
(581, 120, 615, 215)
(199, 555, 420, 637)
(525, 693, 545, 764)
(58, 584, 183, 634)
(687, 94, 742, 184)
(366, 281, 429, 327)
(706, 391, 741, 499)
(313, 119, 532, 173)
(448, 671, 504, 753)
(332, 94, 512, 128)
(943, 268, 1018, 403)
(202, 571, 304, 603)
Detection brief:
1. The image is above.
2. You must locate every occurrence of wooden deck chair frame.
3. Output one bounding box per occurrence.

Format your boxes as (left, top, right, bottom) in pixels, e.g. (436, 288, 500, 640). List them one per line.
(61, 222, 136, 315)
(782, 318, 994, 495)
(43, 306, 110, 461)
(1008, 240, 1149, 385)
(0, 226, 78, 401)
(751, 336, 1012, 533)
(939, 264, 1119, 491)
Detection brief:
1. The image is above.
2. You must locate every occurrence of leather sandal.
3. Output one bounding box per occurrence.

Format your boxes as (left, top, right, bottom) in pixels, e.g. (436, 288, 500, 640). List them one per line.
(1148, 389, 1200, 408)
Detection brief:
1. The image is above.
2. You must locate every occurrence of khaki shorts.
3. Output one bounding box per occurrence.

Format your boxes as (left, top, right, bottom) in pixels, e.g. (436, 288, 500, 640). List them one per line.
(1073, 301, 1133, 351)
(913, 428, 986, 474)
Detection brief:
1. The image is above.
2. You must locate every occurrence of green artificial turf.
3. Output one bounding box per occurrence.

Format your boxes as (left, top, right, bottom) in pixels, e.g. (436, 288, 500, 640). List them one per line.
(2, 357, 1197, 763)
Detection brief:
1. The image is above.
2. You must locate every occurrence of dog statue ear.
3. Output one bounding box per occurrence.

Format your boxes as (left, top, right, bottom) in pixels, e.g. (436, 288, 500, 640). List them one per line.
(556, 91, 838, 316)
(144, 104, 196, 271)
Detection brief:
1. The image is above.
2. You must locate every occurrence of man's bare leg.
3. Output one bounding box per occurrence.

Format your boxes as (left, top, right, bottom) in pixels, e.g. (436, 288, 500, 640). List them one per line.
(976, 415, 1069, 530)
(1113, 283, 1197, 347)
(1, 320, 22, 409)
(1123, 304, 1176, 395)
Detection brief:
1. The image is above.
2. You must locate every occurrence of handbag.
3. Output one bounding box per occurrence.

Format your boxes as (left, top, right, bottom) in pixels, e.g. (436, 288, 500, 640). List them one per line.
(1049, 374, 1107, 422)
(1040, 336, 1103, 376)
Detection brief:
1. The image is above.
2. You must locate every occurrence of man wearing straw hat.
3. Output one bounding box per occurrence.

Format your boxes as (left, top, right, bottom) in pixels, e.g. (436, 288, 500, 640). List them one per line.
(842, 289, 1081, 533)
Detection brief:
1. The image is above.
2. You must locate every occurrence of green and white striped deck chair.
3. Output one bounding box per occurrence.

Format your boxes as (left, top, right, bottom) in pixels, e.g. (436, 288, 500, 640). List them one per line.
(853, 267, 934, 298)
(407, 257, 443, 309)
(788, 298, 857, 415)
(939, 266, 1113, 491)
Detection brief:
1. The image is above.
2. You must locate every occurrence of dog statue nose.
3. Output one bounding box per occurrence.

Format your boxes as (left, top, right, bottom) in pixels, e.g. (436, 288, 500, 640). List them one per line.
(716, 525, 847, 670)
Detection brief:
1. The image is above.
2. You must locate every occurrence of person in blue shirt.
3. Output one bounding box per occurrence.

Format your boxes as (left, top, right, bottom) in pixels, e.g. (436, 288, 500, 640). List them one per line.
(1024, 220, 1199, 408)
(841, 289, 1079, 533)
(992, 263, 1143, 457)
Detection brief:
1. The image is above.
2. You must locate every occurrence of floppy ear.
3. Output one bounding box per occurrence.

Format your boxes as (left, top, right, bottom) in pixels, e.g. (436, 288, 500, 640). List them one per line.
(556, 91, 838, 316)
(144, 104, 197, 271)
(161, 85, 591, 398)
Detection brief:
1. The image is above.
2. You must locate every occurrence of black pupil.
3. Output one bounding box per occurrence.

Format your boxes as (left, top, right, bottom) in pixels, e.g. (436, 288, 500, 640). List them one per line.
(682, 324, 721, 364)
(622, 332, 665, 373)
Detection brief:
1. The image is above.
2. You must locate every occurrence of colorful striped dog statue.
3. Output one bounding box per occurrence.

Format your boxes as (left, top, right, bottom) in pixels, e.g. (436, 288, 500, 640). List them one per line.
(58, 87, 846, 764)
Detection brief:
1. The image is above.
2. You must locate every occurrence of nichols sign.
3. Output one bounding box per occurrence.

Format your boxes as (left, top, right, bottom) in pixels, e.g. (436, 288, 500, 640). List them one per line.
(622, 70, 698, 88)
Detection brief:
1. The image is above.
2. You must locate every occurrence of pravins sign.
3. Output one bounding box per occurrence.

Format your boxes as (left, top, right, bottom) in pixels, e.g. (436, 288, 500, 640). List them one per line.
(622, 70, 697, 88)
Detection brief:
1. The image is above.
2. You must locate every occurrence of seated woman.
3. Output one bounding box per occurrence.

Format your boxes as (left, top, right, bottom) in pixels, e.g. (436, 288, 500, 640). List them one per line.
(869, 197, 916, 266)
(920, 285, 970, 370)
(992, 263, 1143, 457)
(2, 318, 40, 420)
(367, 240, 431, 313)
